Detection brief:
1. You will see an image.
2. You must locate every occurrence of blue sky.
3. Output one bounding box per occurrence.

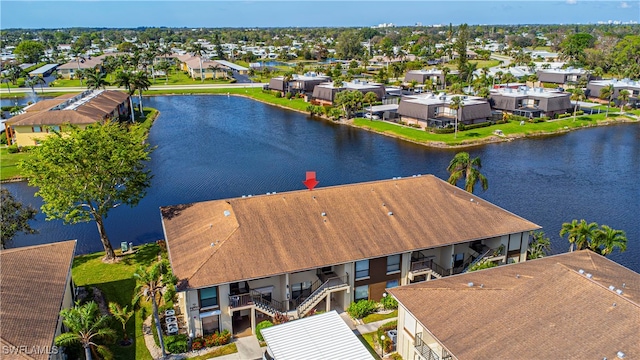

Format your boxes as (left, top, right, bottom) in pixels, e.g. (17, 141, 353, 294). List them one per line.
(1, 1, 637, 29)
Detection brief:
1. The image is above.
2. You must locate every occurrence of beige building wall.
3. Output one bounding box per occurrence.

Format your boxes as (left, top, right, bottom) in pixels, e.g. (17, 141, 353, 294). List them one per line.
(11, 124, 90, 147)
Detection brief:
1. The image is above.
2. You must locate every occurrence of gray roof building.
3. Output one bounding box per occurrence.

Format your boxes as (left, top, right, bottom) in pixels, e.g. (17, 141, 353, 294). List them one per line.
(311, 80, 385, 104)
(490, 87, 571, 118)
(537, 68, 590, 84)
(398, 93, 492, 128)
(586, 78, 640, 103)
(268, 73, 331, 93)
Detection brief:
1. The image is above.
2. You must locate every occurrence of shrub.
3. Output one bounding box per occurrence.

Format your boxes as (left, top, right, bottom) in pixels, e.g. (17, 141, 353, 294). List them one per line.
(202, 329, 232, 347)
(275, 92, 282, 98)
(285, 92, 293, 99)
(347, 300, 377, 319)
(575, 110, 584, 116)
(557, 113, 571, 119)
(192, 337, 205, 351)
(380, 295, 398, 310)
(430, 127, 455, 134)
(468, 259, 498, 272)
(256, 320, 274, 341)
(464, 122, 492, 130)
(7, 145, 19, 154)
(165, 334, 188, 354)
(273, 313, 290, 325)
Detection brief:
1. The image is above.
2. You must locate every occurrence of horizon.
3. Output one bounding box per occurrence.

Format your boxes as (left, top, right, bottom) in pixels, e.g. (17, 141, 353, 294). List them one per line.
(1, 1, 638, 30)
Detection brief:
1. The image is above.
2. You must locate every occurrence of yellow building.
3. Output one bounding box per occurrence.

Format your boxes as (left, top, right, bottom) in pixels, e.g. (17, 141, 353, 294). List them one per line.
(5, 90, 130, 147)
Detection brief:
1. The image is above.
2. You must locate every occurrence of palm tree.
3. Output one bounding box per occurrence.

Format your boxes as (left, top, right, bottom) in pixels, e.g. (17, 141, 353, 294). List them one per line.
(364, 91, 378, 120)
(132, 72, 151, 116)
(85, 70, 110, 90)
(476, 87, 491, 99)
(24, 77, 39, 96)
(449, 82, 463, 95)
(441, 67, 450, 89)
(599, 84, 614, 117)
(156, 60, 171, 84)
(592, 225, 627, 255)
(570, 88, 585, 121)
(134, 262, 169, 358)
(114, 71, 136, 122)
(618, 90, 630, 112)
(1, 76, 11, 94)
(55, 301, 116, 360)
(527, 231, 551, 260)
(560, 219, 598, 251)
(449, 96, 463, 138)
(282, 71, 294, 95)
(446, 152, 488, 193)
(189, 42, 206, 82)
(108, 302, 134, 345)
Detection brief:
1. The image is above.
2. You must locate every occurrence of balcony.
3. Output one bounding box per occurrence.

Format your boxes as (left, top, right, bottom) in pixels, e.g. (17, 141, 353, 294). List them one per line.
(415, 332, 440, 360)
(408, 258, 447, 281)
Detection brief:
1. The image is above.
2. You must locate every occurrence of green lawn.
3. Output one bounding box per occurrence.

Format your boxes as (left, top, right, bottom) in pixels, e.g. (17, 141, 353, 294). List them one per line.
(188, 343, 238, 359)
(362, 310, 398, 324)
(72, 244, 161, 360)
(0, 147, 31, 181)
(149, 70, 233, 86)
(470, 60, 500, 69)
(353, 113, 637, 147)
(358, 333, 382, 359)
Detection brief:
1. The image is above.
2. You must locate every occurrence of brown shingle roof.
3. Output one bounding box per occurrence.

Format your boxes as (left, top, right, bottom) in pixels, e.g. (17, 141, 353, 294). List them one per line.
(6, 91, 129, 127)
(162, 175, 540, 289)
(389, 250, 640, 360)
(0, 240, 76, 360)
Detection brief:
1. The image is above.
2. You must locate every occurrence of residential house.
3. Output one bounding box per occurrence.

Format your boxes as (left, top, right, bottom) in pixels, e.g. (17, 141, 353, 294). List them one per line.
(214, 60, 249, 76)
(161, 175, 540, 338)
(28, 64, 59, 78)
(268, 73, 331, 95)
(586, 78, 640, 107)
(0, 240, 77, 360)
(398, 93, 492, 128)
(489, 87, 572, 118)
(389, 250, 640, 360)
(5, 90, 130, 147)
(261, 311, 373, 360)
(404, 69, 457, 88)
(370, 54, 418, 66)
(537, 67, 590, 85)
(311, 80, 385, 105)
(56, 56, 103, 80)
(182, 57, 228, 80)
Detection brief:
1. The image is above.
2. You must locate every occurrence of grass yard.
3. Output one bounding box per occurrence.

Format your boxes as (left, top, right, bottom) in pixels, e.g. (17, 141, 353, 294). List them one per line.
(353, 112, 637, 147)
(358, 332, 382, 359)
(72, 244, 161, 360)
(150, 70, 232, 86)
(470, 59, 501, 69)
(362, 310, 398, 324)
(0, 146, 31, 181)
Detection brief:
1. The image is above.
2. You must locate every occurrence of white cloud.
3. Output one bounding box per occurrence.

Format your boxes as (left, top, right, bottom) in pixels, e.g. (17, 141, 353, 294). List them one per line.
(566, 0, 577, 4)
(620, 1, 631, 8)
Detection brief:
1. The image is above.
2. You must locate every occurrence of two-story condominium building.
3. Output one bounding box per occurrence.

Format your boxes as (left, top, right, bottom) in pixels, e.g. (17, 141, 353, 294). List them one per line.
(389, 250, 640, 360)
(489, 87, 572, 118)
(5, 90, 130, 147)
(161, 175, 540, 338)
(536, 67, 590, 85)
(397, 93, 492, 128)
(0, 240, 77, 360)
(268, 73, 331, 95)
(404, 69, 458, 88)
(311, 80, 386, 105)
(586, 78, 640, 107)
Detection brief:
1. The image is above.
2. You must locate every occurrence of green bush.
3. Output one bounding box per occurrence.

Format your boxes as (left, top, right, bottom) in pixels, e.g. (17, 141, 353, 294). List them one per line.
(557, 113, 571, 119)
(575, 110, 584, 116)
(256, 320, 274, 341)
(285, 92, 293, 99)
(275, 92, 282, 98)
(468, 259, 498, 272)
(430, 127, 455, 134)
(376, 321, 397, 353)
(165, 334, 188, 354)
(380, 295, 398, 310)
(7, 145, 19, 154)
(347, 300, 377, 319)
(464, 122, 492, 130)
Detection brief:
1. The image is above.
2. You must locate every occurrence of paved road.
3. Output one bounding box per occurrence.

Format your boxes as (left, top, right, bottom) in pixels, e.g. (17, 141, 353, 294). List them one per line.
(0, 82, 267, 95)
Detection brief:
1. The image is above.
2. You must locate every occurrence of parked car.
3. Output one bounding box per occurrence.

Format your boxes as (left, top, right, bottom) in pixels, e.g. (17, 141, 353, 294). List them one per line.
(364, 113, 380, 120)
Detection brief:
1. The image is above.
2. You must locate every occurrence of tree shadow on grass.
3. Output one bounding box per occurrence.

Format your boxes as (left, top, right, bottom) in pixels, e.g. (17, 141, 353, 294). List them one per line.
(464, 132, 481, 137)
(72, 251, 105, 268)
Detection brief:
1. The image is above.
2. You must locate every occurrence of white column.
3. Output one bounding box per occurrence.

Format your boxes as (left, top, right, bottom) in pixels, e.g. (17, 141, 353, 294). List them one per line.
(250, 308, 256, 334)
(400, 252, 411, 286)
(285, 273, 290, 311)
(326, 294, 331, 312)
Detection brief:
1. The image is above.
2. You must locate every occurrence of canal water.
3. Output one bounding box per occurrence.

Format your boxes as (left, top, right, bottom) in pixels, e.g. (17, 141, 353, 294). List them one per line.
(3, 95, 639, 272)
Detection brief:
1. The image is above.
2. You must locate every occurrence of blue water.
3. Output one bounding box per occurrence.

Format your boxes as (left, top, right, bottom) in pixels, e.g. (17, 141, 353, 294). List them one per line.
(3, 95, 639, 272)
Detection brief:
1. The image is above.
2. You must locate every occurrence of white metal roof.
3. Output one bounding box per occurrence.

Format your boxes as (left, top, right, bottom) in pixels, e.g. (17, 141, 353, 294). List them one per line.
(214, 60, 248, 71)
(261, 311, 374, 360)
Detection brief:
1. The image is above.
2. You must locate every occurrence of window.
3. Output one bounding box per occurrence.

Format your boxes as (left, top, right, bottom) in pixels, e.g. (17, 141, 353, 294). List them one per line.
(386, 279, 399, 289)
(354, 285, 369, 302)
(50, 125, 61, 132)
(291, 281, 312, 299)
(199, 287, 218, 308)
(387, 255, 401, 274)
(355, 260, 369, 280)
(32, 126, 42, 133)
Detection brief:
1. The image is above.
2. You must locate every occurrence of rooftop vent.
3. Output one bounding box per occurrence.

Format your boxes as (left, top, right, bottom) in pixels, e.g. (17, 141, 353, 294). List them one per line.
(516, 274, 520, 279)
(616, 289, 623, 295)
(480, 284, 484, 288)
(467, 282, 474, 287)
(242, 195, 246, 198)
(578, 269, 584, 274)
(321, 212, 326, 217)
(387, 211, 393, 216)
(223, 210, 231, 217)
(617, 351, 625, 359)
(586, 273, 593, 279)
(609, 285, 616, 291)
(210, 243, 215, 247)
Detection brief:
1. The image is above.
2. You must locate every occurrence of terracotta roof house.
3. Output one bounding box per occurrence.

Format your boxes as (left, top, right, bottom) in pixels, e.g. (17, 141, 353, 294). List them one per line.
(398, 93, 492, 129)
(586, 78, 640, 107)
(537, 67, 590, 85)
(5, 90, 130, 147)
(161, 175, 540, 338)
(268, 73, 331, 95)
(489, 87, 572, 118)
(389, 250, 640, 360)
(311, 80, 386, 105)
(0, 240, 77, 360)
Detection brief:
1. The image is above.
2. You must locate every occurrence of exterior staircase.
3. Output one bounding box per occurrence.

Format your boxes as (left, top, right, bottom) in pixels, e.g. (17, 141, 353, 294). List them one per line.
(250, 290, 286, 318)
(296, 275, 349, 318)
(462, 248, 492, 273)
